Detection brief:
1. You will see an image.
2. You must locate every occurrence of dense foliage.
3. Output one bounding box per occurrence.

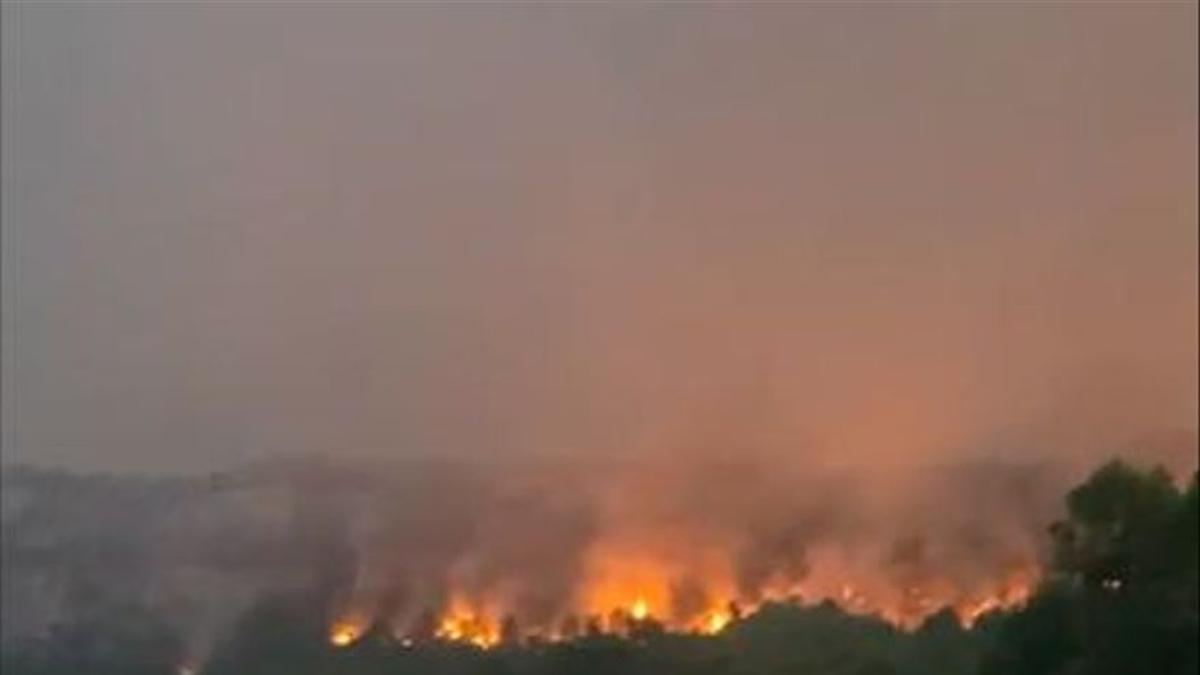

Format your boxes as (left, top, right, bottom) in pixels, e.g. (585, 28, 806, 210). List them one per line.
(980, 461, 1198, 675)
(3, 460, 1196, 675)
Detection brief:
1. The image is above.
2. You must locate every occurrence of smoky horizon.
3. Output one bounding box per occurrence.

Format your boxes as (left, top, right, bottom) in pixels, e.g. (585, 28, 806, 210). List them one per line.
(1, 1, 1197, 669)
(2, 2, 1196, 475)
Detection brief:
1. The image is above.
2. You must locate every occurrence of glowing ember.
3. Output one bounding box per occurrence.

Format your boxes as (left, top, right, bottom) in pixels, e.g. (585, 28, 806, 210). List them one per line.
(699, 609, 732, 635)
(329, 620, 366, 647)
(323, 557, 1037, 646)
(437, 610, 500, 648)
(630, 596, 650, 621)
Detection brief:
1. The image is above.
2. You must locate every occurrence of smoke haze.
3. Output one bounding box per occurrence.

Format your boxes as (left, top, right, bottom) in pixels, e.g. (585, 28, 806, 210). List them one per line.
(1, 0, 1196, 658)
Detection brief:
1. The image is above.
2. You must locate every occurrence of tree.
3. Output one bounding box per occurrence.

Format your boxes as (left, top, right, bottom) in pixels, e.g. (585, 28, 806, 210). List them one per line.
(983, 461, 1198, 675)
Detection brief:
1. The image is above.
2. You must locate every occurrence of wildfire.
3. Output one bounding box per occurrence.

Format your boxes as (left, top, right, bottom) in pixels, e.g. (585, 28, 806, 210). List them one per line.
(957, 568, 1036, 627)
(629, 596, 650, 621)
(698, 608, 732, 635)
(437, 614, 500, 648)
(328, 618, 367, 647)
(435, 595, 501, 648)
(323, 557, 1037, 648)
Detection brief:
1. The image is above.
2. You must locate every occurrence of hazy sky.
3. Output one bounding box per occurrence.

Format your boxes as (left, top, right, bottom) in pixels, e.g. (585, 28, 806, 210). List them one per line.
(2, 2, 1196, 473)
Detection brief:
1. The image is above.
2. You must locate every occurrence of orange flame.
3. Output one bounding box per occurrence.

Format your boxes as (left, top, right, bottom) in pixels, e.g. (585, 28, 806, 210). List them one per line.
(697, 607, 732, 635)
(434, 595, 501, 648)
(326, 555, 1037, 647)
(630, 596, 650, 621)
(328, 617, 368, 647)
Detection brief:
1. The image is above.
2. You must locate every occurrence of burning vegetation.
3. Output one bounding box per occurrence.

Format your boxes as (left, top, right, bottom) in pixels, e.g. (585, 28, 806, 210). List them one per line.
(1, 457, 1196, 675)
(199, 452, 1057, 652)
(321, 551, 1037, 651)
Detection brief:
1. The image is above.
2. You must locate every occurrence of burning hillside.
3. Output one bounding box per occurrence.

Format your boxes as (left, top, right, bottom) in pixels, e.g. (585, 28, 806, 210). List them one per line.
(320, 538, 1037, 652)
(324, 566, 1035, 652)
(2, 451, 1195, 675)
(0, 450, 1083, 657)
(295, 450, 1057, 646)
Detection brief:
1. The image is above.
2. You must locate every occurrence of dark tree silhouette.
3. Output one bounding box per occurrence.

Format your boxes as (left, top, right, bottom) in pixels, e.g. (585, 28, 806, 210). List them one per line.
(983, 461, 1199, 675)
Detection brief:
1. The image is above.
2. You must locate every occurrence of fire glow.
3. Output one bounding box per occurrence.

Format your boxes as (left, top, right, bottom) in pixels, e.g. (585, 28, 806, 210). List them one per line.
(313, 453, 1048, 651)
(328, 558, 1036, 649)
(328, 615, 369, 647)
(435, 596, 502, 649)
